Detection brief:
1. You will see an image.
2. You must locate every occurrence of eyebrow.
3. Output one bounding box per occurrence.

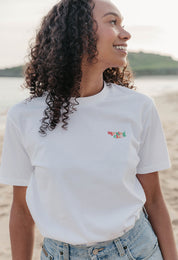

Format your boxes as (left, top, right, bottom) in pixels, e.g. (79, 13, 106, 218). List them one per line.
(102, 12, 124, 22)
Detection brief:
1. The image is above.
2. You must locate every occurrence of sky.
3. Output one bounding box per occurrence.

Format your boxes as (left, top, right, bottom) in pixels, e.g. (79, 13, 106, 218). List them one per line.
(0, 0, 178, 69)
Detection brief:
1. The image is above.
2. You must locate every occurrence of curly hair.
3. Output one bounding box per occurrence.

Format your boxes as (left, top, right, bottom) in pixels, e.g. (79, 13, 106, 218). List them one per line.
(22, 0, 136, 136)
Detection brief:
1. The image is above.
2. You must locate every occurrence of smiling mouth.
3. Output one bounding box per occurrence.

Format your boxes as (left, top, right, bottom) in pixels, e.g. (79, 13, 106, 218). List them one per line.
(113, 45, 128, 54)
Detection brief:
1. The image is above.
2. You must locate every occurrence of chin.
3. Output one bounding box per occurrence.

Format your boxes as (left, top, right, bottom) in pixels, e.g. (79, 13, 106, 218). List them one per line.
(102, 58, 128, 70)
(107, 57, 128, 68)
(111, 60, 127, 68)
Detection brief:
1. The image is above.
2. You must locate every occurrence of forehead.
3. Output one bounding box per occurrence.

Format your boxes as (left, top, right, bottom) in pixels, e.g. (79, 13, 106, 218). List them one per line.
(93, 0, 123, 20)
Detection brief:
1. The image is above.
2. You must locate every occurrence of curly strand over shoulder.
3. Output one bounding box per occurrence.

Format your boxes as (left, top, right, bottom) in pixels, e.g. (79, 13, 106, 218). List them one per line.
(22, 0, 136, 136)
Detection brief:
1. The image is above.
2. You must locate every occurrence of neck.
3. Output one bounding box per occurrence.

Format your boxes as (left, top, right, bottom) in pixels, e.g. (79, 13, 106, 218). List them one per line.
(79, 62, 104, 97)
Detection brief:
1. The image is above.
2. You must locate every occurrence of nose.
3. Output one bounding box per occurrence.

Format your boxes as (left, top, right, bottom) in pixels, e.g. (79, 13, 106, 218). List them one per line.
(119, 28, 132, 41)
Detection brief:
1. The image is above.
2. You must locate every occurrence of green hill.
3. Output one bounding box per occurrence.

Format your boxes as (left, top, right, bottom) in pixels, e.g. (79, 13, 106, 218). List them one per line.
(0, 52, 178, 77)
(128, 52, 178, 76)
(0, 65, 23, 77)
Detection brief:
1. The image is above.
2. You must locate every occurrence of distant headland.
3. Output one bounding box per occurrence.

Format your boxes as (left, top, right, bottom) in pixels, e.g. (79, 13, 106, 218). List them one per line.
(0, 51, 178, 78)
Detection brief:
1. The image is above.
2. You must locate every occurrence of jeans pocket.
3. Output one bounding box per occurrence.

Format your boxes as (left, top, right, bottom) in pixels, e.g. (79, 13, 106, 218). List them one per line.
(40, 244, 54, 260)
(126, 219, 159, 260)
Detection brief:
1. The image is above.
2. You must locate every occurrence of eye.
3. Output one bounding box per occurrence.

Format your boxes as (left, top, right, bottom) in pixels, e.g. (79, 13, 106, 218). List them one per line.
(110, 20, 126, 29)
(110, 19, 117, 25)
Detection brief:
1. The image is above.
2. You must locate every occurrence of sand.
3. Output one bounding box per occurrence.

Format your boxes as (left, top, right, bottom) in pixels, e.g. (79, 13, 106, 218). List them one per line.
(0, 90, 178, 259)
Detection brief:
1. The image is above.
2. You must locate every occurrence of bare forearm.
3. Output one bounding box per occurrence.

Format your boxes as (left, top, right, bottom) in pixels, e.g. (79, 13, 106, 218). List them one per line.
(9, 206, 35, 260)
(145, 198, 178, 260)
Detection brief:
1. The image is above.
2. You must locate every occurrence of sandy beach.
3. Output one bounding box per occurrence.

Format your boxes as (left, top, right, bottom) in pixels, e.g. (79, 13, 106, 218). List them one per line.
(0, 90, 178, 259)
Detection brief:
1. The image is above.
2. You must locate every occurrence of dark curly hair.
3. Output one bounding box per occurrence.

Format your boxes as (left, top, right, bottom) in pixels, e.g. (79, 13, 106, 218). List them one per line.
(22, 0, 136, 136)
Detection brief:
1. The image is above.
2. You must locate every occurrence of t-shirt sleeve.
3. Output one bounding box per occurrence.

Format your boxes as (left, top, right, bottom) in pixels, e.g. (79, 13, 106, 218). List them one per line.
(0, 111, 33, 186)
(136, 98, 171, 174)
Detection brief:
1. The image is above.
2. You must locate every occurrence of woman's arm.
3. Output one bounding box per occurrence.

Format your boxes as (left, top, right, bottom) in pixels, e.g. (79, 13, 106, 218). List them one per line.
(136, 172, 178, 260)
(9, 186, 35, 260)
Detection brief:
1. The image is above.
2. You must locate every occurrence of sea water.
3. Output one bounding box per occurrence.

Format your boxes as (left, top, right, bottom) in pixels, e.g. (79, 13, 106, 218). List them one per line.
(0, 75, 178, 128)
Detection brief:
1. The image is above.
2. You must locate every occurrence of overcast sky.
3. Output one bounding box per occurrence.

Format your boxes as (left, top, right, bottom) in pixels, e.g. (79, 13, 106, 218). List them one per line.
(0, 0, 178, 69)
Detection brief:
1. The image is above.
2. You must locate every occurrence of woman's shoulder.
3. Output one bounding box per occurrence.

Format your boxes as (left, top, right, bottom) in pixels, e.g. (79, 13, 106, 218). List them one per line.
(7, 94, 47, 126)
(111, 82, 155, 106)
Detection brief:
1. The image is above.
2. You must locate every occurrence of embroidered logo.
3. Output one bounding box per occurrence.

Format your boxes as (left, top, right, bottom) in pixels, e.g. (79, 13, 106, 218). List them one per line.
(108, 131, 126, 139)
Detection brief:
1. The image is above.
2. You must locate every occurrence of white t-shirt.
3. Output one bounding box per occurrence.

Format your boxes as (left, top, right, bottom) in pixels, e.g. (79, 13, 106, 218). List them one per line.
(0, 81, 171, 245)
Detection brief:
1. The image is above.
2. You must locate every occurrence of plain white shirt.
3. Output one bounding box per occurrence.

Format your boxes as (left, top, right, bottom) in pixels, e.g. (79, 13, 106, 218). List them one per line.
(0, 81, 171, 245)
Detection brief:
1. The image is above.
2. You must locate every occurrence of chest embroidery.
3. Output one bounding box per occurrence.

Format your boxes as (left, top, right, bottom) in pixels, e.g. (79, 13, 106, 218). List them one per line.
(108, 131, 126, 139)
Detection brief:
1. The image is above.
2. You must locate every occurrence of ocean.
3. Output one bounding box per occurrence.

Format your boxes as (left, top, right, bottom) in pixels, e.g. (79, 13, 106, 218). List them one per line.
(0, 75, 178, 116)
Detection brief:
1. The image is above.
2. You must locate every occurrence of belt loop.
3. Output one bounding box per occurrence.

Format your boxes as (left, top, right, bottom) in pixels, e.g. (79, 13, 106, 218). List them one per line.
(113, 238, 126, 257)
(63, 243, 70, 260)
(143, 205, 149, 219)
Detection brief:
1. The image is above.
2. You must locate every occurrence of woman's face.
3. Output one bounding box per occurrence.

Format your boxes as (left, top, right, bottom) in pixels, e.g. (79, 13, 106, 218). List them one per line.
(93, 0, 131, 69)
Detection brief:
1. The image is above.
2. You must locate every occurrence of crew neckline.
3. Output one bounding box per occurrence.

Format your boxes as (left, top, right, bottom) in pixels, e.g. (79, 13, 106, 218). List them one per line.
(69, 81, 110, 105)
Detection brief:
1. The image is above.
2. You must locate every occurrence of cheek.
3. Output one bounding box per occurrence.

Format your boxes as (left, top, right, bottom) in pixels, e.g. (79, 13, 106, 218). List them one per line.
(97, 28, 118, 50)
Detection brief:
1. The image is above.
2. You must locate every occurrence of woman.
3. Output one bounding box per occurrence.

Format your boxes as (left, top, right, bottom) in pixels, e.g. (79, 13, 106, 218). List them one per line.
(0, 0, 177, 259)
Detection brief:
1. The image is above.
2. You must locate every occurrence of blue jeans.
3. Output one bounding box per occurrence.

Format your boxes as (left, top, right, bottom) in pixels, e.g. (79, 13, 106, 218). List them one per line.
(40, 206, 163, 260)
